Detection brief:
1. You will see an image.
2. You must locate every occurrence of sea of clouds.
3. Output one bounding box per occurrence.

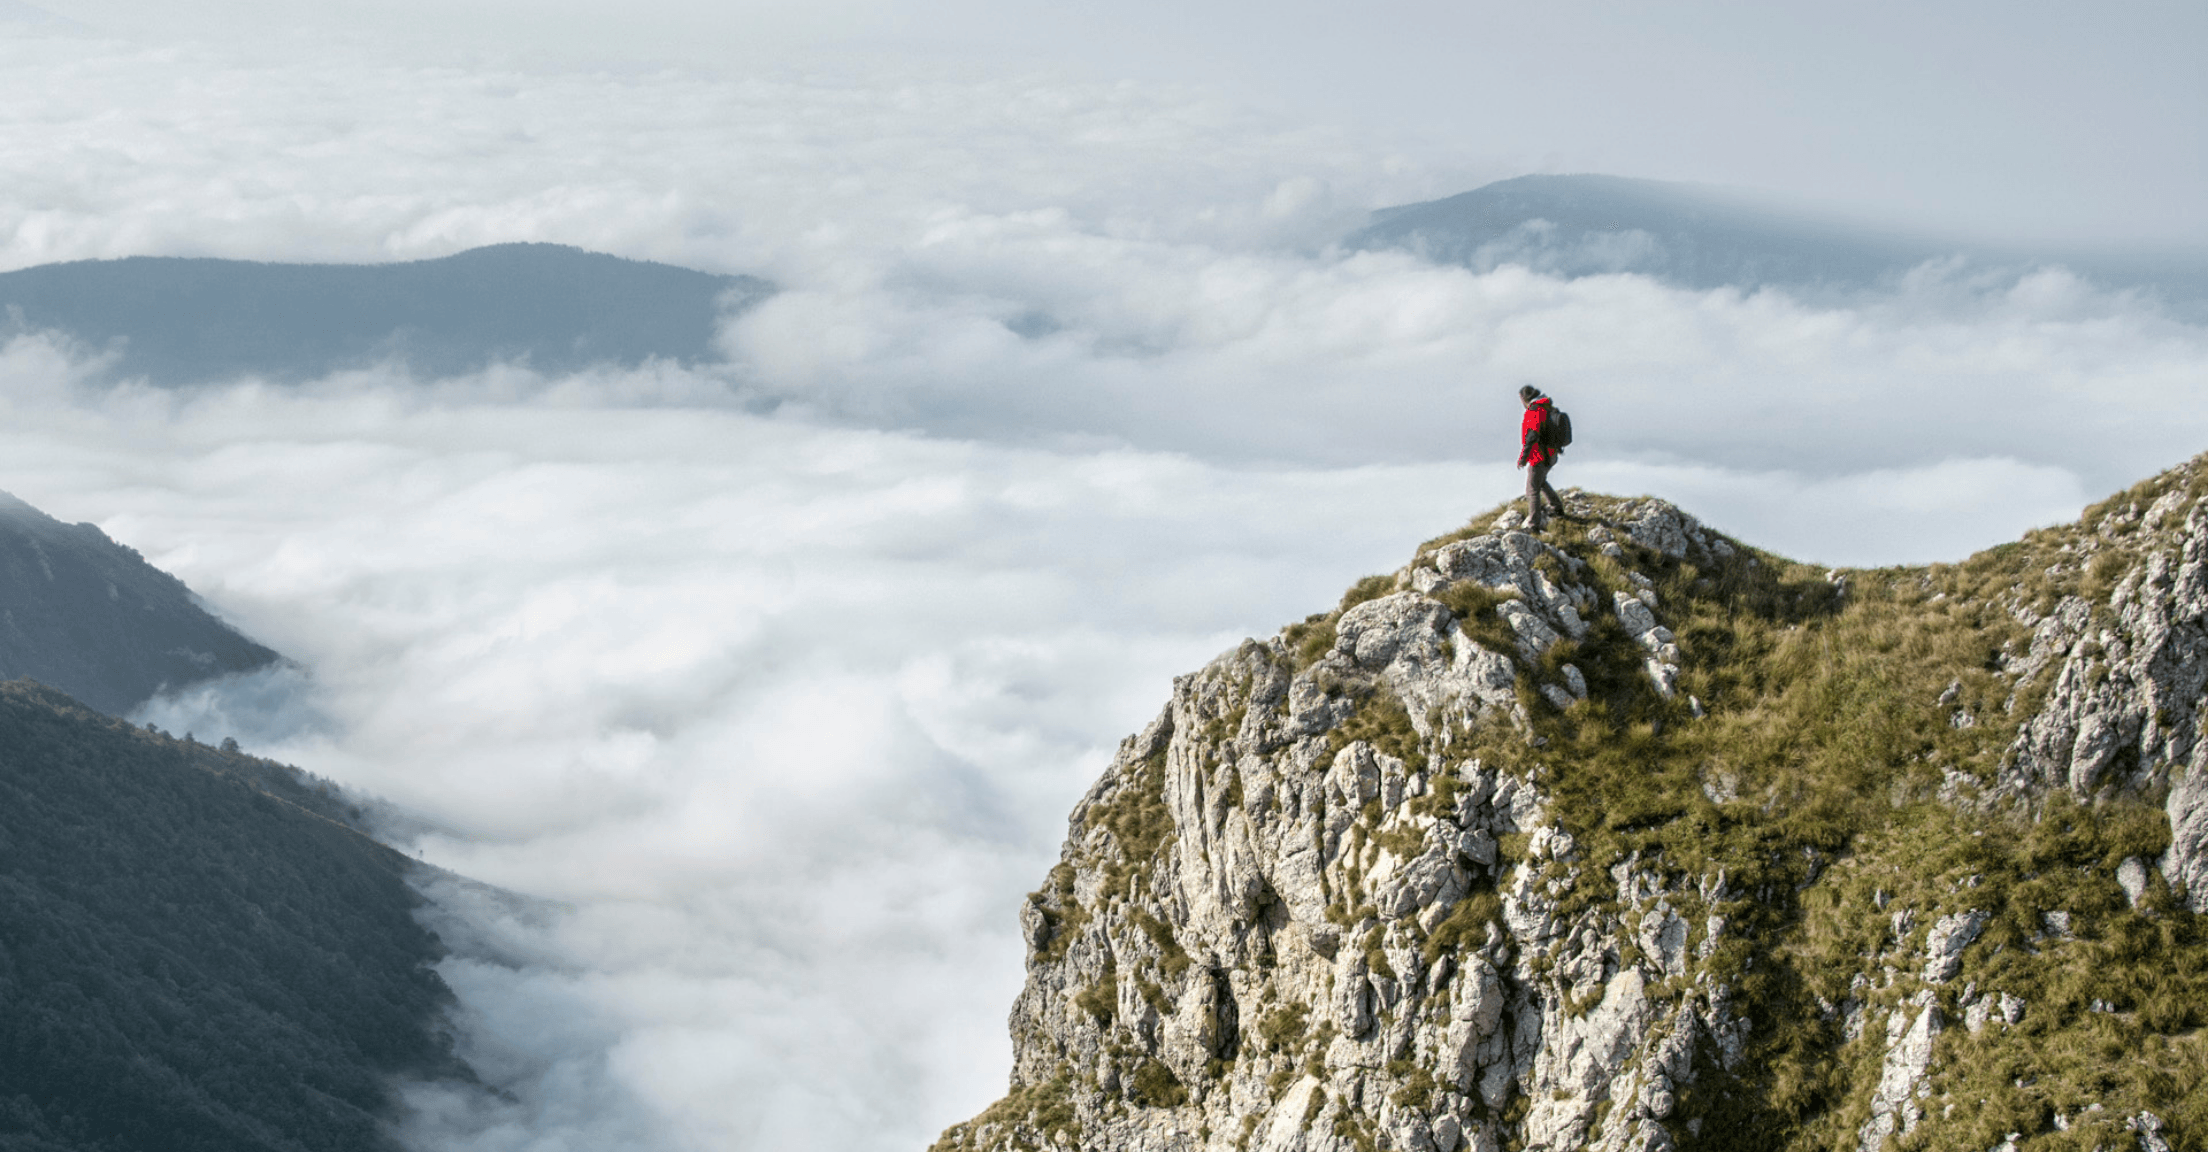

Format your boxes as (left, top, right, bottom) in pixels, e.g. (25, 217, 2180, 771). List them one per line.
(3, 21, 2207, 1152)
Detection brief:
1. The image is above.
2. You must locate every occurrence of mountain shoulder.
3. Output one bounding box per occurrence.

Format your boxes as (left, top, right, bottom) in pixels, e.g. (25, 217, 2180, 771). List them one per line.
(0, 490, 281, 716)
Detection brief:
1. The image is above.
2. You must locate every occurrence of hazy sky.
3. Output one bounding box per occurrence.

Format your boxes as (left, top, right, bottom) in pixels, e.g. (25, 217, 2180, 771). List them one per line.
(2, 5, 2205, 1152)
(24, 0, 2208, 247)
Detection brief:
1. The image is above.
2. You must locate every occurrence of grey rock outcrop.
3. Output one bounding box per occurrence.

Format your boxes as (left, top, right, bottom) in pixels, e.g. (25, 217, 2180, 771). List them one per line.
(940, 502, 1755, 1152)
(1921, 911, 1987, 984)
(1993, 464, 2208, 910)
(1859, 992, 1940, 1152)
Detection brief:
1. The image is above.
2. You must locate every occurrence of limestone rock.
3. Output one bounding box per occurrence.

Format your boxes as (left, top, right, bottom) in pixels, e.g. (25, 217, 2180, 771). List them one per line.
(1861, 993, 1941, 1151)
(1993, 486, 2208, 910)
(2118, 856, 2152, 909)
(1922, 910, 1987, 983)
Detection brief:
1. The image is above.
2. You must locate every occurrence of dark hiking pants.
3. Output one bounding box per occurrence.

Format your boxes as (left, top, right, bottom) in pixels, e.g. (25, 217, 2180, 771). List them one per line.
(1526, 461, 1565, 529)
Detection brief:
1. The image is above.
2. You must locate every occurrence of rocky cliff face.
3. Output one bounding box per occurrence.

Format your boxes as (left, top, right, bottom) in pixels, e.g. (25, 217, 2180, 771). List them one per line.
(938, 456, 2208, 1152)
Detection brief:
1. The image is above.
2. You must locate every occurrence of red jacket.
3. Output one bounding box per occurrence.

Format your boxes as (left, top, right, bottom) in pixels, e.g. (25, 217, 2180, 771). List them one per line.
(1519, 398, 1555, 467)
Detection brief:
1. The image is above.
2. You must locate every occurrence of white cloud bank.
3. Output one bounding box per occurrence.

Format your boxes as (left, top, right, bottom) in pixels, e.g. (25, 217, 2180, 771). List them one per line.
(4, 27, 2201, 501)
(6, 367, 1487, 1150)
(0, 27, 2202, 1152)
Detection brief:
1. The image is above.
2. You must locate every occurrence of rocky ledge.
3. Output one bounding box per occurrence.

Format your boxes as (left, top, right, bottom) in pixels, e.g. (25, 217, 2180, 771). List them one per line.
(937, 457, 2208, 1152)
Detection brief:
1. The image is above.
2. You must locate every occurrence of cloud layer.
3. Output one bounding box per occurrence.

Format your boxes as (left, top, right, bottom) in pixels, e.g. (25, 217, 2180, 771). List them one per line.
(9, 26, 2200, 506)
(9, 366, 1482, 1149)
(0, 27, 2202, 1152)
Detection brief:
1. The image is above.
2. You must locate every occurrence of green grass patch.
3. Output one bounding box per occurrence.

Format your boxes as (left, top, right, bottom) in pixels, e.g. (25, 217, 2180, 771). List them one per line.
(929, 1068, 1081, 1152)
(1284, 613, 1338, 670)
(1130, 905, 1192, 977)
(1128, 1058, 1189, 1108)
(1088, 750, 1176, 900)
(1435, 581, 1524, 657)
(1254, 1002, 1309, 1055)
(1076, 966, 1117, 1024)
(1421, 888, 1503, 966)
(1136, 975, 1171, 1018)
(1387, 1063, 1436, 1111)
(1325, 686, 1429, 775)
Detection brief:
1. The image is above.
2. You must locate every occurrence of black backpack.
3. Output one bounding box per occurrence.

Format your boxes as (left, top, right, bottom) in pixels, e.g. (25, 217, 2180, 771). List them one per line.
(1541, 406, 1573, 453)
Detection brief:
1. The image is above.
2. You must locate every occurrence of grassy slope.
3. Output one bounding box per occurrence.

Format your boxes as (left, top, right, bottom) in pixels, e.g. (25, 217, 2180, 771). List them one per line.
(1421, 465, 2208, 1151)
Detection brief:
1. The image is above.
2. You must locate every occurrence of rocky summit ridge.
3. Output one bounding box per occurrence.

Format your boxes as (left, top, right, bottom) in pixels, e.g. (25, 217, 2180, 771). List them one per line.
(937, 455, 2208, 1152)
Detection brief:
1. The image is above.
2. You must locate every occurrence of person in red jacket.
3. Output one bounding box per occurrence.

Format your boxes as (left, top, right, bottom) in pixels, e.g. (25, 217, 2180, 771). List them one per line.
(1517, 384, 1567, 530)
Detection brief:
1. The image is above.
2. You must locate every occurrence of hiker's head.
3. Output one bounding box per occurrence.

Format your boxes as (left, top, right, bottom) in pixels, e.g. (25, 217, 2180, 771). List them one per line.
(1519, 384, 1542, 406)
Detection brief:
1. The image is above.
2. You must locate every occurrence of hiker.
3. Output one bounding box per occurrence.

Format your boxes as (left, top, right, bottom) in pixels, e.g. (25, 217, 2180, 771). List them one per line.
(1516, 384, 1568, 530)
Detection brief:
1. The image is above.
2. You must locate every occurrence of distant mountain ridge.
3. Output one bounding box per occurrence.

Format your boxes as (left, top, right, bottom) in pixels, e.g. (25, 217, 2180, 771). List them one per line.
(0, 242, 771, 384)
(1348, 174, 2208, 315)
(0, 492, 279, 716)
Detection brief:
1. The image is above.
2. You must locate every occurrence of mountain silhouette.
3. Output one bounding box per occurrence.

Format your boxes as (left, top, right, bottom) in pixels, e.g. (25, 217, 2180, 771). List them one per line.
(1348, 174, 2208, 315)
(0, 242, 771, 384)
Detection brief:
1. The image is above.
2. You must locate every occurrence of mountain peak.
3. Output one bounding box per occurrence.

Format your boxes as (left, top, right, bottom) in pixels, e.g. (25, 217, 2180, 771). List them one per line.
(939, 455, 2208, 1152)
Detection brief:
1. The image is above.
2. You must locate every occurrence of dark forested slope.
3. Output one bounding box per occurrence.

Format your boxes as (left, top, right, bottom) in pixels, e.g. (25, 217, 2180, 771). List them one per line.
(0, 680, 464, 1152)
(0, 492, 279, 717)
